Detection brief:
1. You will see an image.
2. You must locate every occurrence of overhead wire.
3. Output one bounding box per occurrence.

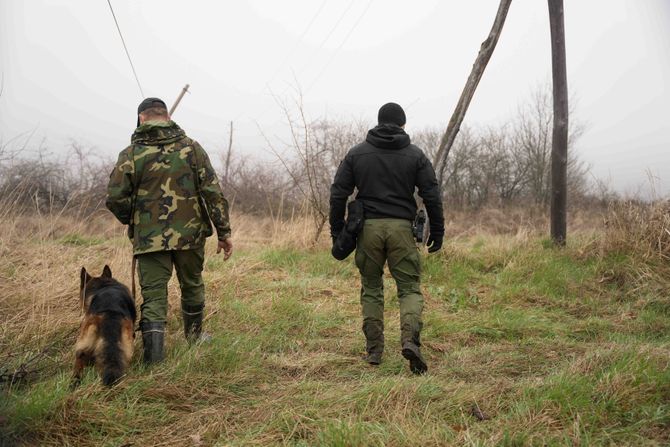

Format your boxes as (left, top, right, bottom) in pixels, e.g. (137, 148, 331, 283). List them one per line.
(261, 0, 329, 93)
(106, 0, 145, 97)
(230, 0, 332, 124)
(296, 0, 358, 76)
(237, 0, 359, 125)
(305, 0, 375, 94)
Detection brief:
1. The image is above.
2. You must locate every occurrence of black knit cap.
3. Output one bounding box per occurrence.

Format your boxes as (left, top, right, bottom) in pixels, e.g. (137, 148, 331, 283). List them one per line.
(377, 102, 406, 127)
(136, 97, 167, 127)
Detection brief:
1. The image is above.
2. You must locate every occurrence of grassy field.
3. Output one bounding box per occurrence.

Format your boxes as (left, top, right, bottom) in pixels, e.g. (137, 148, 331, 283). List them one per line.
(1, 210, 669, 446)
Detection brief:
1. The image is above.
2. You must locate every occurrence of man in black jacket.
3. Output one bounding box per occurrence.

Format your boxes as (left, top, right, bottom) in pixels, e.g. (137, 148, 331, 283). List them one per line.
(330, 102, 444, 374)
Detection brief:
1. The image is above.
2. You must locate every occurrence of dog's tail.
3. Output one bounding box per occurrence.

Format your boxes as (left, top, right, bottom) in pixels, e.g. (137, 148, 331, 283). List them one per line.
(100, 313, 126, 386)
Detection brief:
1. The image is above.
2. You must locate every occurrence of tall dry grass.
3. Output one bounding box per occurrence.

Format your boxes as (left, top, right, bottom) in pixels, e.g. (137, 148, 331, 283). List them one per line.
(602, 200, 670, 261)
(0, 196, 663, 365)
(0, 199, 648, 361)
(2, 199, 669, 445)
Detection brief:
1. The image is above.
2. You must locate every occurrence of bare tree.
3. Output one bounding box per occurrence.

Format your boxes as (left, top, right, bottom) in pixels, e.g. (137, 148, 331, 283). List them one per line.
(262, 95, 331, 243)
(261, 93, 370, 243)
(512, 87, 585, 205)
(414, 86, 588, 210)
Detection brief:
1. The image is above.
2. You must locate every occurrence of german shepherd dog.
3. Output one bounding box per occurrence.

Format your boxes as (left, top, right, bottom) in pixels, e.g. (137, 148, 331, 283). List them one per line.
(72, 265, 136, 387)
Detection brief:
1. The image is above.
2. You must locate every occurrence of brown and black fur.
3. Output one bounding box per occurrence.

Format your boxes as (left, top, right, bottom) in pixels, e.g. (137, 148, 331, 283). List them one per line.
(72, 265, 136, 387)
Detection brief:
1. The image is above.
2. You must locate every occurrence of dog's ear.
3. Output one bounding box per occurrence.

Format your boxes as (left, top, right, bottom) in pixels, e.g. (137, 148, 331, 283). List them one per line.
(80, 267, 92, 291)
(102, 265, 112, 278)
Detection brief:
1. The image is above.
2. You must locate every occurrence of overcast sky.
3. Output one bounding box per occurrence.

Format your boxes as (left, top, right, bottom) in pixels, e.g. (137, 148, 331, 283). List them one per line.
(1, 0, 669, 196)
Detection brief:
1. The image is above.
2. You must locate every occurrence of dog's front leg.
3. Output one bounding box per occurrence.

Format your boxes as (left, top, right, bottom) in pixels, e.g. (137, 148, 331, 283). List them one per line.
(70, 351, 89, 389)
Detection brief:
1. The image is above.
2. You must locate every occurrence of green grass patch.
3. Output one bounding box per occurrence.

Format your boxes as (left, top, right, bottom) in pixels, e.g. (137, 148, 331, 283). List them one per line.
(58, 233, 105, 246)
(3, 233, 670, 446)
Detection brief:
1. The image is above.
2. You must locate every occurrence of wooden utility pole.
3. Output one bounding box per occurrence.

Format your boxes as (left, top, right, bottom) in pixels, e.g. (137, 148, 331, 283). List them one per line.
(433, 0, 513, 186)
(169, 84, 190, 116)
(223, 121, 233, 187)
(548, 0, 568, 245)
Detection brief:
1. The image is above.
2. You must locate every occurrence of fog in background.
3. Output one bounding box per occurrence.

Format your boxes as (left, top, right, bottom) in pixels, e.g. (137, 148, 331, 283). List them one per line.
(1, 0, 669, 196)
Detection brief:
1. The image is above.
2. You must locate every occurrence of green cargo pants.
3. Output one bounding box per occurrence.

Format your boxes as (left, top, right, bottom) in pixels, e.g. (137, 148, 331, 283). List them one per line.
(354, 218, 423, 356)
(136, 247, 205, 324)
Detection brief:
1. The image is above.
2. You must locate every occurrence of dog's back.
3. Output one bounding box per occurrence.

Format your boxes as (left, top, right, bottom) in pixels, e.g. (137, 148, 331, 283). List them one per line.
(73, 266, 136, 387)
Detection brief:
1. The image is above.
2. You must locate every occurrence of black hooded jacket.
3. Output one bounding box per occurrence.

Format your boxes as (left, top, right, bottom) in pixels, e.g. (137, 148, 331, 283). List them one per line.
(330, 124, 444, 238)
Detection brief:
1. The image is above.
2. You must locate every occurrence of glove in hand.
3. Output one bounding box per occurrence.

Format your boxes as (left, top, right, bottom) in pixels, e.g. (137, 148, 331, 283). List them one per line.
(426, 233, 443, 253)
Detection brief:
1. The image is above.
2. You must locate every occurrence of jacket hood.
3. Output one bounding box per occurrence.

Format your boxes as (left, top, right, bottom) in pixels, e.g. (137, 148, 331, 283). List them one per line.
(365, 124, 411, 149)
(131, 120, 186, 145)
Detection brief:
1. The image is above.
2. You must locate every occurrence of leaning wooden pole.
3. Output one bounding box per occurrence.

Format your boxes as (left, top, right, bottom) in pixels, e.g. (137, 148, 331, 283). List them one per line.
(433, 0, 512, 186)
(169, 84, 190, 117)
(548, 0, 568, 245)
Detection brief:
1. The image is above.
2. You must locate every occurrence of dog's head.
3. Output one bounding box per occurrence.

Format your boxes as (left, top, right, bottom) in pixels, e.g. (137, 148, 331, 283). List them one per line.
(80, 265, 114, 311)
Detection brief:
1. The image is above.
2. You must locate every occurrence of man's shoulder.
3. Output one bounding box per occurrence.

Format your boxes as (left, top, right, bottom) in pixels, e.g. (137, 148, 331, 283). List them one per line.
(347, 141, 375, 157)
(404, 143, 428, 159)
(117, 144, 134, 158)
(347, 141, 427, 159)
(180, 133, 196, 145)
(128, 134, 197, 152)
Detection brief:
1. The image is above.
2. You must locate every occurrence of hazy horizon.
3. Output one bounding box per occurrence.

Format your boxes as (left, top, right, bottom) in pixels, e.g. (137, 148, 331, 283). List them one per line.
(1, 0, 668, 197)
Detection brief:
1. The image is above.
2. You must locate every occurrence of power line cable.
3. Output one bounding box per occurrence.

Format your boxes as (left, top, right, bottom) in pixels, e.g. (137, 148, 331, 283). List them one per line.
(234, 0, 358, 126)
(261, 0, 329, 93)
(106, 0, 145, 97)
(306, 0, 374, 94)
(296, 0, 357, 76)
(233, 0, 368, 135)
(262, 0, 360, 101)
(230, 0, 330, 124)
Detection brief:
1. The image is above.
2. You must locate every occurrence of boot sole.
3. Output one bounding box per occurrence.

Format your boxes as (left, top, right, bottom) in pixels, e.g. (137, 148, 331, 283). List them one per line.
(402, 347, 428, 375)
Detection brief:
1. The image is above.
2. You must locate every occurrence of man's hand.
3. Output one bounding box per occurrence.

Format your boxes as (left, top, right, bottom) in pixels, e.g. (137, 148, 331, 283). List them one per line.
(426, 234, 443, 253)
(217, 238, 233, 260)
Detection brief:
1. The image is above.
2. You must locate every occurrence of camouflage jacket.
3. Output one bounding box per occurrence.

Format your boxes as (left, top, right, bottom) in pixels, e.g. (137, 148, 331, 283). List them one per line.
(106, 120, 231, 255)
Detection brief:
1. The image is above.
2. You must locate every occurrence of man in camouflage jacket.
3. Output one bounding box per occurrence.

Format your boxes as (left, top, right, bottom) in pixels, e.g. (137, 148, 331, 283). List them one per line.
(106, 97, 232, 363)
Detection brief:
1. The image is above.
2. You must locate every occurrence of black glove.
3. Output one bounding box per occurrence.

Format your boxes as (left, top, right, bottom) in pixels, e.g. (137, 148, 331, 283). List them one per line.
(426, 233, 443, 253)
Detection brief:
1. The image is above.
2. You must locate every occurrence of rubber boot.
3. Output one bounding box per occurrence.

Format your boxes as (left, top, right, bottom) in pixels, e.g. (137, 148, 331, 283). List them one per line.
(182, 303, 211, 344)
(141, 321, 165, 364)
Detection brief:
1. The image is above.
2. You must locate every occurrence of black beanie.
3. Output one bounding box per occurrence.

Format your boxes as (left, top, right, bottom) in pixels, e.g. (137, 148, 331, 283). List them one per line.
(377, 102, 406, 127)
(136, 97, 167, 127)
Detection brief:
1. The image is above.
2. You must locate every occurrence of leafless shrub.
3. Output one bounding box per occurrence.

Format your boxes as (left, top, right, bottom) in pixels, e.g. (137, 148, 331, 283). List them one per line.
(0, 85, 616, 229)
(220, 151, 298, 217)
(262, 94, 367, 244)
(0, 141, 112, 217)
(414, 86, 595, 210)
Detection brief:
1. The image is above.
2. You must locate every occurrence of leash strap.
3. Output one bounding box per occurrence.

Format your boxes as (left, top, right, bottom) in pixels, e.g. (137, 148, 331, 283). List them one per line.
(80, 279, 87, 316)
(131, 255, 137, 302)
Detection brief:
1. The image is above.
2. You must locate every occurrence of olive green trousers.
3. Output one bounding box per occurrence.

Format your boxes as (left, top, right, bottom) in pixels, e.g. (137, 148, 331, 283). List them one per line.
(354, 219, 423, 356)
(136, 248, 205, 324)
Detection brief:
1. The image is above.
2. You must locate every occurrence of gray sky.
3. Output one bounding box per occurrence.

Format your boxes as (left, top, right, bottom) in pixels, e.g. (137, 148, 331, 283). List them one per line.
(1, 0, 669, 196)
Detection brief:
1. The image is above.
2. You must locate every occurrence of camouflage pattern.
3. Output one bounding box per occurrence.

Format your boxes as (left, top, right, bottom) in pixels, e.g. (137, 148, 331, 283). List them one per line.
(136, 248, 204, 324)
(106, 120, 230, 255)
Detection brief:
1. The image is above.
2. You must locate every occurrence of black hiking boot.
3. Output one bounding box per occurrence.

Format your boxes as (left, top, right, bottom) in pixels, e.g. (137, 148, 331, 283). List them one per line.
(363, 320, 384, 365)
(364, 351, 383, 366)
(402, 342, 428, 375)
(141, 321, 165, 364)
